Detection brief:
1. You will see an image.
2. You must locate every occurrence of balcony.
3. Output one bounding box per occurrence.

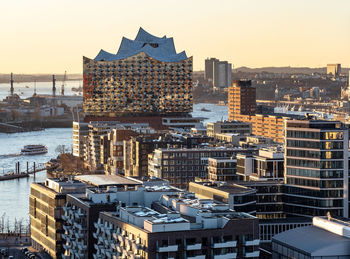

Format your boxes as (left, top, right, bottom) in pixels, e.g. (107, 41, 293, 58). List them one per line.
(212, 241, 237, 248)
(244, 239, 260, 246)
(214, 253, 237, 259)
(157, 245, 178, 252)
(245, 251, 260, 258)
(186, 243, 202, 250)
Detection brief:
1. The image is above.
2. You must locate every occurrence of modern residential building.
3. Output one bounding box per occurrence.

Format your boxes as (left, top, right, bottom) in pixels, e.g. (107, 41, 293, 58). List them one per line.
(84, 122, 126, 172)
(284, 119, 349, 218)
(124, 133, 211, 179)
(94, 192, 259, 259)
(83, 28, 193, 129)
(207, 157, 238, 181)
(72, 121, 89, 158)
(272, 216, 350, 259)
(103, 127, 150, 175)
(148, 147, 256, 189)
(205, 58, 232, 89)
(124, 134, 186, 179)
(206, 120, 252, 137)
(229, 80, 256, 117)
(214, 133, 247, 146)
(62, 177, 179, 259)
(326, 63, 341, 77)
(236, 146, 284, 181)
(241, 181, 285, 220)
(189, 181, 257, 214)
(189, 181, 311, 244)
(29, 178, 86, 259)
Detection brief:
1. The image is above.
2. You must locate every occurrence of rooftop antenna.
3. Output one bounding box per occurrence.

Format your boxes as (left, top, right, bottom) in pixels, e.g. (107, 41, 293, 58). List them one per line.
(10, 73, 14, 96)
(61, 71, 66, 96)
(52, 75, 56, 97)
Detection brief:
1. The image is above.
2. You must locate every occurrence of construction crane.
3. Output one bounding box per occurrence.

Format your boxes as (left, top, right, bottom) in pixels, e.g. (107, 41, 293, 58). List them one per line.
(61, 71, 66, 96)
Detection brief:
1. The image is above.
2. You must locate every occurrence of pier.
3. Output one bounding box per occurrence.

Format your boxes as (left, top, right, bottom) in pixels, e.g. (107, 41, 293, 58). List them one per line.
(0, 161, 55, 181)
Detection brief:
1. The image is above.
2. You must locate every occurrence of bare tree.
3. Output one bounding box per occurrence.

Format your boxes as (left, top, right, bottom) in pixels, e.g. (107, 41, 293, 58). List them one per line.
(13, 218, 18, 235)
(18, 218, 23, 237)
(55, 144, 70, 155)
(0, 213, 5, 234)
(5, 217, 10, 234)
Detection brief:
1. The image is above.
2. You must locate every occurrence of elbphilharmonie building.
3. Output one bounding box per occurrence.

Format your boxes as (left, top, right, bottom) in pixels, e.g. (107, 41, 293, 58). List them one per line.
(83, 28, 193, 118)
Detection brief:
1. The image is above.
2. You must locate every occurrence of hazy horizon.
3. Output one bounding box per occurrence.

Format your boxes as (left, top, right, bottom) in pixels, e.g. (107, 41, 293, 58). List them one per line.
(1, 0, 349, 74)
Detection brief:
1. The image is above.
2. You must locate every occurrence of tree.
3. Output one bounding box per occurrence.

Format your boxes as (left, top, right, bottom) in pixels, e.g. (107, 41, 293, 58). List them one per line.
(0, 213, 5, 234)
(55, 145, 70, 155)
(5, 218, 10, 234)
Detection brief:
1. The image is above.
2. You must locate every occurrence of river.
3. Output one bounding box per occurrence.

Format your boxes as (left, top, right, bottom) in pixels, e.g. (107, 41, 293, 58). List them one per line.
(0, 103, 227, 228)
(0, 80, 82, 101)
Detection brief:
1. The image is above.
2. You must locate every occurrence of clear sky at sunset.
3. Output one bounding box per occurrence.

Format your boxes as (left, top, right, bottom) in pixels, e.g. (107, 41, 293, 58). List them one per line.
(0, 0, 349, 73)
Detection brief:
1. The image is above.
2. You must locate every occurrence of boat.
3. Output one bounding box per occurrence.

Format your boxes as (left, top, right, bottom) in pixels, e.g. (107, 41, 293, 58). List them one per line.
(21, 145, 48, 155)
(217, 101, 226, 106)
(201, 107, 211, 112)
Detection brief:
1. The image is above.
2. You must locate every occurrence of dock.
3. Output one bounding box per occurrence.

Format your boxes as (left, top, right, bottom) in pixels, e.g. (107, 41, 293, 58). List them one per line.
(0, 162, 57, 181)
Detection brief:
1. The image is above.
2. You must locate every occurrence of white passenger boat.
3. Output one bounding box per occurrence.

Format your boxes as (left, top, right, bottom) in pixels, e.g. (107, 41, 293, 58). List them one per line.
(21, 145, 48, 155)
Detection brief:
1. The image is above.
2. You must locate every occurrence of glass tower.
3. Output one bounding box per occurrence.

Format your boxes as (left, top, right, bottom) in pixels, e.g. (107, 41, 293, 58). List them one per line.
(284, 119, 348, 218)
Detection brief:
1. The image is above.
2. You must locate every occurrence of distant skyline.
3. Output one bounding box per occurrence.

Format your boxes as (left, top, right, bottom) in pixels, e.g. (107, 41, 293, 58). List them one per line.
(1, 0, 349, 73)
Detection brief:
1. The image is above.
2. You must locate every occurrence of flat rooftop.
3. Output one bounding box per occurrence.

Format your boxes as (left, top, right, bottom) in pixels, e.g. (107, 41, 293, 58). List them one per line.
(273, 225, 350, 256)
(191, 181, 255, 195)
(75, 174, 141, 187)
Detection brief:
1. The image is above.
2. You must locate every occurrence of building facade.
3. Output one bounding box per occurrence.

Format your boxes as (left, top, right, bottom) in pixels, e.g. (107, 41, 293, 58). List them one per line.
(148, 147, 256, 189)
(94, 192, 259, 259)
(72, 121, 89, 158)
(326, 63, 341, 77)
(206, 121, 252, 137)
(284, 119, 349, 218)
(205, 58, 232, 89)
(30, 178, 86, 259)
(83, 28, 192, 120)
(228, 80, 286, 143)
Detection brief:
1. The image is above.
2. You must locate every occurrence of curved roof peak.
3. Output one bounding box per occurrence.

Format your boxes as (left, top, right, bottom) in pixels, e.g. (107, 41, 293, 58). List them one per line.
(135, 27, 166, 42)
(94, 28, 188, 63)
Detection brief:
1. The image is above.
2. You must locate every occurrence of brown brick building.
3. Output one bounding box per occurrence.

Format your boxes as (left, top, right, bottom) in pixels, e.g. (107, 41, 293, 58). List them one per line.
(228, 80, 286, 143)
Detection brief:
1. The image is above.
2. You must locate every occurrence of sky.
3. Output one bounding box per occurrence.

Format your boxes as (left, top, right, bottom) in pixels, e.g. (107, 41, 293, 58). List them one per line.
(0, 0, 349, 73)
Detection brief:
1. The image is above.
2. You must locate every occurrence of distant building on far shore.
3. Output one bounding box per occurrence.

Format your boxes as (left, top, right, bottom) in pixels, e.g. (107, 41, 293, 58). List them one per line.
(205, 58, 232, 89)
(326, 63, 341, 77)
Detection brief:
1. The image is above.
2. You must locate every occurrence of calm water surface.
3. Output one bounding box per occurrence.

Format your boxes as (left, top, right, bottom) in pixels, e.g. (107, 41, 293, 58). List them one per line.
(0, 128, 73, 226)
(0, 104, 227, 227)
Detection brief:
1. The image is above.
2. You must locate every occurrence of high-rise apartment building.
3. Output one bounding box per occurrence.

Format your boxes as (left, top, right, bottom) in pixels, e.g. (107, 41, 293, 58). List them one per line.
(284, 119, 349, 218)
(205, 58, 232, 89)
(29, 178, 86, 259)
(228, 80, 286, 143)
(326, 63, 341, 77)
(73, 121, 89, 157)
(83, 28, 193, 128)
(229, 80, 256, 118)
(205, 57, 218, 81)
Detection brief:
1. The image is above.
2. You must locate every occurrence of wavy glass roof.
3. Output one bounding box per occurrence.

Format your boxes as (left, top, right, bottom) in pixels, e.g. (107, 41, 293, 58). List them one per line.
(94, 27, 188, 62)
